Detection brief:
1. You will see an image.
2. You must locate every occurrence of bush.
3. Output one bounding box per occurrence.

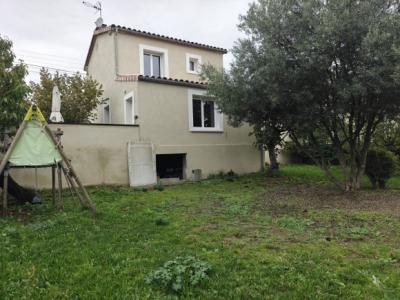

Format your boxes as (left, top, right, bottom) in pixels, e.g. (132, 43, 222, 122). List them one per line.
(365, 148, 397, 189)
(154, 182, 164, 191)
(146, 256, 212, 293)
(207, 170, 238, 181)
(285, 141, 338, 165)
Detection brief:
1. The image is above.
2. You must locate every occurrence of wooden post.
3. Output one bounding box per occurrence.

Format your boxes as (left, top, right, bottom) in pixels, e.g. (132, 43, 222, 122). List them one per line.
(51, 165, 56, 205)
(57, 163, 64, 210)
(61, 164, 86, 208)
(44, 125, 96, 213)
(2, 166, 9, 216)
(0, 122, 26, 176)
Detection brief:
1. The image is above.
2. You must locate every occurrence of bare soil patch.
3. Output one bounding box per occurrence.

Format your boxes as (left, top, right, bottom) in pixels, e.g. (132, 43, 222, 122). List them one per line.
(255, 182, 400, 215)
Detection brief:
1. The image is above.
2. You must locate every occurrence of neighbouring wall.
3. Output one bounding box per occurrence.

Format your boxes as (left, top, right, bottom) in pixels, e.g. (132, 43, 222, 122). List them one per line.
(11, 123, 140, 189)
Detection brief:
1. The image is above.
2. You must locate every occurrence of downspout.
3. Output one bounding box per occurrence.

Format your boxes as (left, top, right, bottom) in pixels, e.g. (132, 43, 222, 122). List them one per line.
(113, 28, 119, 79)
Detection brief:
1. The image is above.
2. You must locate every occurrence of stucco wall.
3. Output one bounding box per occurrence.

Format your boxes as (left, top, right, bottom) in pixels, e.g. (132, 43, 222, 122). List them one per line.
(87, 31, 224, 125)
(116, 32, 224, 80)
(11, 124, 140, 189)
(137, 81, 262, 177)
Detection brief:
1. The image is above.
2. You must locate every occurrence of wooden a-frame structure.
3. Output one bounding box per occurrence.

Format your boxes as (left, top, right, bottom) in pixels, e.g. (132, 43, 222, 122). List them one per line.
(0, 105, 96, 215)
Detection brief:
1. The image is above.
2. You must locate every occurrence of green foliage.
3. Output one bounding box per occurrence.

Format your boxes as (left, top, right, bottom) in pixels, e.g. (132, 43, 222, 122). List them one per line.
(205, 0, 400, 191)
(1, 166, 399, 298)
(348, 227, 370, 240)
(155, 217, 168, 226)
(30, 68, 103, 123)
(276, 215, 315, 232)
(365, 148, 398, 189)
(207, 170, 238, 181)
(154, 182, 164, 191)
(285, 141, 338, 165)
(373, 117, 400, 158)
(146, 256, 212, 293)
(0, 35, 29, 131)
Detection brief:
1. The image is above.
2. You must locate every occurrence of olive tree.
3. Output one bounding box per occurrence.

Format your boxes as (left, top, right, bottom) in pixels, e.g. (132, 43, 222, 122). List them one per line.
(205, 0, 400, 190)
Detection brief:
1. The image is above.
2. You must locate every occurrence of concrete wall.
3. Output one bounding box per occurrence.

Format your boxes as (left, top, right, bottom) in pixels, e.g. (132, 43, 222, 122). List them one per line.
(12, 124, 140, 188)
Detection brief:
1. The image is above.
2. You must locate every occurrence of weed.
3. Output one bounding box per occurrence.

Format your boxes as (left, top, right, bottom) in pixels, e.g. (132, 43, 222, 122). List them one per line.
(155, 218, 168, 226)
(276, 215, 315, 231)
(146, 256, 212, 293)
(348, 227, 370, 240)
(155, 182, 164, 191)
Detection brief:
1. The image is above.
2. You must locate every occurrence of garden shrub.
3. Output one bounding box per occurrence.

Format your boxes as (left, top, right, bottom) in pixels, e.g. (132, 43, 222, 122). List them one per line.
(146, 256, 212, 293)
(154, 182, 164, 191)
(207, 170, 238, 181)
(365, 148, 397, 189)
(285, 141, 338, 165)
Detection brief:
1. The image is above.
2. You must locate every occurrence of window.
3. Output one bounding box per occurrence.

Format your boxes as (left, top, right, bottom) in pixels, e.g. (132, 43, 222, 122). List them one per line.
(186, 53, 202, 74)
(139, 45, 169, 77)
(192, 98, 215, 128)
(103, 104, 110, 124)
(156, 154, 186, 180)
(124, 91, 134, 124)
(144, 53, 161, 77)
(188, 90, 223, 132)
(189, 60, 195, 72)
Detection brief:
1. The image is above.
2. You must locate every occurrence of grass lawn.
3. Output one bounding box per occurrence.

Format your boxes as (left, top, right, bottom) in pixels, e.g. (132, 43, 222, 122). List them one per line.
(1, 165, 399, 299)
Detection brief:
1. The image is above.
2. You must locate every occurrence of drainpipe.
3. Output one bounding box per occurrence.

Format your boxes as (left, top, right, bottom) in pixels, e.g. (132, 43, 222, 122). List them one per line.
(113, 28, 119, 79)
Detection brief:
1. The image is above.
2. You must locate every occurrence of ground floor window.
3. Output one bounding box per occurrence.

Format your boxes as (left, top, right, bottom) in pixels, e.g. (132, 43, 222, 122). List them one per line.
(124, 92, 134, 124)
(188, 89, 223, 132)
(103, 104, 110, 124)
(156, 154, 186, 180)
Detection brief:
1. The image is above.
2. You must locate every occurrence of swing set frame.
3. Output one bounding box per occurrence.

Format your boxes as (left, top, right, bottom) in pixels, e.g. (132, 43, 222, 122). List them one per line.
(0, 105, 96, 216)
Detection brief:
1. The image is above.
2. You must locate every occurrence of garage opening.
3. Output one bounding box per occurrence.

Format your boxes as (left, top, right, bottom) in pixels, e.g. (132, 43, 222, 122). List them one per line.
(156, 154, 186, 180)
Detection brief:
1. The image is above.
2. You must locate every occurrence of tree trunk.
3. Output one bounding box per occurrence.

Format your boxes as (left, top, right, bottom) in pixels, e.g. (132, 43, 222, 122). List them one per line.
(267, 143, 279, 176)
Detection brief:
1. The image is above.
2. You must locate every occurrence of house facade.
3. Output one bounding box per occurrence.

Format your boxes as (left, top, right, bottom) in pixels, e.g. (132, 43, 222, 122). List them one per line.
(84, 24, 262, 186)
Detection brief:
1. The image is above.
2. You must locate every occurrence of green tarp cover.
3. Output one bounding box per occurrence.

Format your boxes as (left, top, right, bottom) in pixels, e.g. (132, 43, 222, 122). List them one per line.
(8, 120, 62, 167)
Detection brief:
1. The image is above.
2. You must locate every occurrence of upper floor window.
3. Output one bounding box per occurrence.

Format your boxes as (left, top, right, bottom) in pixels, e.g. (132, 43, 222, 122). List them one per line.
(144, 53, 161, 77)
(139, 44, 169, 77)
(186, 53, 202, 74)
(188, 89, 223, 132)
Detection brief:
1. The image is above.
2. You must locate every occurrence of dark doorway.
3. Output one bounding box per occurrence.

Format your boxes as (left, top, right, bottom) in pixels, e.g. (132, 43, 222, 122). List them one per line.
(156, 154, 186, 179)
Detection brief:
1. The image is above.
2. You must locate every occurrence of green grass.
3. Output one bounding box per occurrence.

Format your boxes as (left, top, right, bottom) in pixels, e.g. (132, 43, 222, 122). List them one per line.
(1, 165, 400, 299)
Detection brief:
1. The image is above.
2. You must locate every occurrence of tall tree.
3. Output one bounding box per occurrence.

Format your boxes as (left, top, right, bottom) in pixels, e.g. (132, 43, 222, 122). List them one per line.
(203, 60, 286, 175)
(0, 36, 29, 134)
(31, 68, 104, 123)
(206, 0, 400, 190)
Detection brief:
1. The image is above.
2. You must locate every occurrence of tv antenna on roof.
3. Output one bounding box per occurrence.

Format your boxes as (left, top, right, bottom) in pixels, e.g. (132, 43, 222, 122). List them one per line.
(83, 1, 102, 17)
(82, 1, 103, 27)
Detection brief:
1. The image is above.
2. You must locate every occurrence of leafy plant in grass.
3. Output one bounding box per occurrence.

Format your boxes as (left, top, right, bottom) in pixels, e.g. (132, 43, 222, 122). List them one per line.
(365, 148, 397, 189)
(227, 204, 249, 217)
(146, 256, 212, 293)
(348, 227, 370, 240)
(154, 182, 164, 191)
(277, 215, 315, 232)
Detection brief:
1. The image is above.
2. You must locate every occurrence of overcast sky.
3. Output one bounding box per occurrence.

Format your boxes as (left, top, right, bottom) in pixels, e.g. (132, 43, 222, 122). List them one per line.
(0, 0, 252, 82)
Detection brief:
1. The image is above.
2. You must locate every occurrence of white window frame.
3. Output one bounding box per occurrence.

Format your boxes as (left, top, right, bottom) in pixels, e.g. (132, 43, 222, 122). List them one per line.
(103, 102, 111, 124)
(187, 89, 223, 132)
(186, 53, 202, 74)
(139, 44, 169, 77)
(124, 91, 135, 125)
